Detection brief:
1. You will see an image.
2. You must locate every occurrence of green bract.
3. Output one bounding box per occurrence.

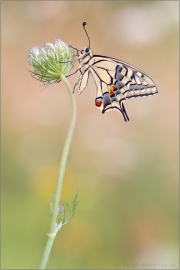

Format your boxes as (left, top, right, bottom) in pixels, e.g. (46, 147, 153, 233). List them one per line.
(27, 40, 75, 85)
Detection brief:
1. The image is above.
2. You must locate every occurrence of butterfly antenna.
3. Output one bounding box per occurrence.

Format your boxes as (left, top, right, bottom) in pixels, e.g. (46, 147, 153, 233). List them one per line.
(83, 22, 90, 48)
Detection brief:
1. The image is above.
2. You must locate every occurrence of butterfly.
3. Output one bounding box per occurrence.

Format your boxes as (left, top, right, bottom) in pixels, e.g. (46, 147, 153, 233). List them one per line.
(72, 22, 158, 122)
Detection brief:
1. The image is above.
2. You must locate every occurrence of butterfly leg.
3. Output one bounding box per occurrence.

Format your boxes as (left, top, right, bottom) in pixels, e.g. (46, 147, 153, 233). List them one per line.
(68, 45, 80, 56)
(56, 69, 79, 92)
(66, 69, 79, 79)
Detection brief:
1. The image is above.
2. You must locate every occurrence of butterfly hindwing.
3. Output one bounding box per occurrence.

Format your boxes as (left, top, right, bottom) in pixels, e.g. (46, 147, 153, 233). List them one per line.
(77, 50, 158, 121)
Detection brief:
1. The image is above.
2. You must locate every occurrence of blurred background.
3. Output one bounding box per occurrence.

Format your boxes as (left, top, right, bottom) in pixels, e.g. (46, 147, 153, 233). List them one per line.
(2, 1, 179, 269)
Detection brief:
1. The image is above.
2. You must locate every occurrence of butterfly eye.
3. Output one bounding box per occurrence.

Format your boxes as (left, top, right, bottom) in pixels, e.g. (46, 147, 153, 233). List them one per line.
(85, 47, 90, 53)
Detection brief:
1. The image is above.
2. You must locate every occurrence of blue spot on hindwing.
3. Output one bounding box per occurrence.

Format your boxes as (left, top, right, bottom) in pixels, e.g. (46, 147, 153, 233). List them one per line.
(115, 65, 122, 79)
(116, 65, 122, 73)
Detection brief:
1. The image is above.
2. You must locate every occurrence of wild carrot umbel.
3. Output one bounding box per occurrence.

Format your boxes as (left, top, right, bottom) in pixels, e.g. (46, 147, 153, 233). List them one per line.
(27, 40, 78, 269)
(27, 40, 75, 85)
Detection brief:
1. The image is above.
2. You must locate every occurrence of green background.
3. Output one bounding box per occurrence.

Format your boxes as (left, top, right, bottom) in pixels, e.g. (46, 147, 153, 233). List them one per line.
(2, 1, 179, 269)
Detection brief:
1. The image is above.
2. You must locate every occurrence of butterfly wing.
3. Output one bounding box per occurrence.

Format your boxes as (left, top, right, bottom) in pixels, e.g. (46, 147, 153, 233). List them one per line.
(77, 55, 158, 121)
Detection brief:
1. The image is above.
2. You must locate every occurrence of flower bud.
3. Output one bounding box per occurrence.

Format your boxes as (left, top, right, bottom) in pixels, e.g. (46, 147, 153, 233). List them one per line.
(27, 39, 75, 85)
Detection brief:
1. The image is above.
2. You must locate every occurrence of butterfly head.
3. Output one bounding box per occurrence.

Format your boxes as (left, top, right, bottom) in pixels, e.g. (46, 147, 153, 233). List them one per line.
(78, 46, 93, 63)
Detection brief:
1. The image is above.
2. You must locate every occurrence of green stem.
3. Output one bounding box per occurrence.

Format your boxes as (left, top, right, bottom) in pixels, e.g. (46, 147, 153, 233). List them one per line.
(39, 74, 76, 269)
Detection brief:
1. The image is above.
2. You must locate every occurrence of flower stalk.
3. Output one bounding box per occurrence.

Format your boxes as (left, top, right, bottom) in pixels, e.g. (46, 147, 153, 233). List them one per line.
(27, 40, 78, 269)
(39, 74, 77, 269)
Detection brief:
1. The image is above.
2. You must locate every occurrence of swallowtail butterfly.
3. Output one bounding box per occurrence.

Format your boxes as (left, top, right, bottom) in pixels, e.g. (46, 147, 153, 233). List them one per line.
(72, 22, 158, 122)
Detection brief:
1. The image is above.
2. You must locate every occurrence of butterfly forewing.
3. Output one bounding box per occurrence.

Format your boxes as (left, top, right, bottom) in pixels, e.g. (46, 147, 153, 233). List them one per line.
(77, 50, 158, 121)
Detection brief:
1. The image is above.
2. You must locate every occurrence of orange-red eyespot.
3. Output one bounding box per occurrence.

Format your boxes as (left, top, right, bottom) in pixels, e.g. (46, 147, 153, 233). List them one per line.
(109, 85, 117, 97)
(95, 97, 103, 107)
(111, 85, 117, 90)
